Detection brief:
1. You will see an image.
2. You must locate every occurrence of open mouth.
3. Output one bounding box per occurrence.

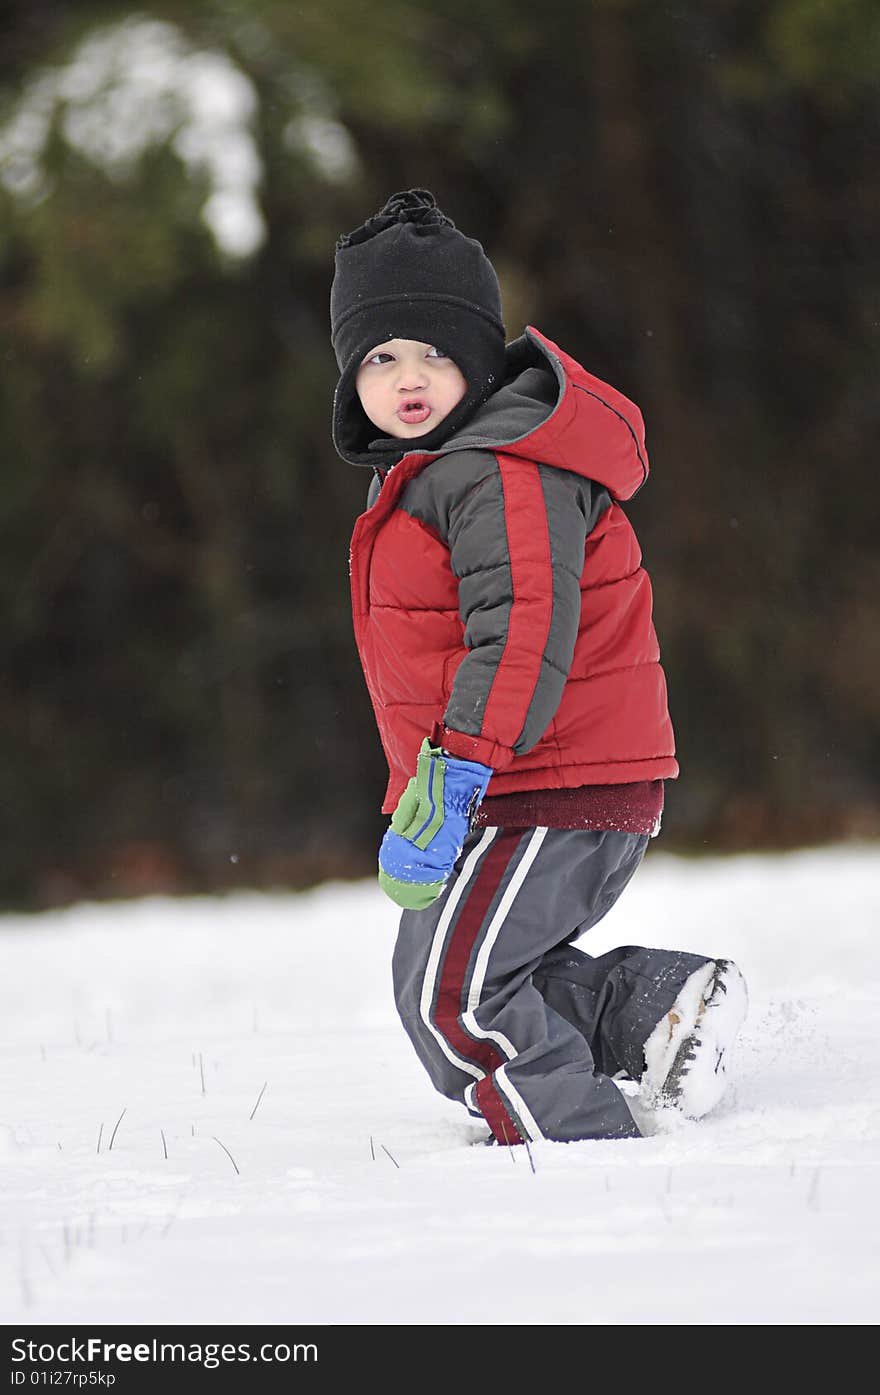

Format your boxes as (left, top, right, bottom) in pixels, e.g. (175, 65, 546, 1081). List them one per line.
(397, 401, 432, 425)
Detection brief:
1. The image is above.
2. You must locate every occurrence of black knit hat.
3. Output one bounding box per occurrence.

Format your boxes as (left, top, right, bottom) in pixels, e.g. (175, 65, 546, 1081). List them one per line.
(330, 189, 506, 464)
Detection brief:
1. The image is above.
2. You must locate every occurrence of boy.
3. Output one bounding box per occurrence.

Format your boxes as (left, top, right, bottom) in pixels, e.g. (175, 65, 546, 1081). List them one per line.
(330, 189, 747, 1142)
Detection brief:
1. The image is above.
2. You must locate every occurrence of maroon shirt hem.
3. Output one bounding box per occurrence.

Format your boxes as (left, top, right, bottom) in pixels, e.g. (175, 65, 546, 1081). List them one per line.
(475, 780, 664, 835)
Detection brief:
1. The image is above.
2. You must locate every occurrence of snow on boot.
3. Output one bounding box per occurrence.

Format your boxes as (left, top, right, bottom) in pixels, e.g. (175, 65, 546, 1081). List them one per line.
(641, 959, 748, 1119)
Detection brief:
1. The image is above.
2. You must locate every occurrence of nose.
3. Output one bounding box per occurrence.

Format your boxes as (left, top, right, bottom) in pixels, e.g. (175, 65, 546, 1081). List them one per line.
(396, 358, 428, 391)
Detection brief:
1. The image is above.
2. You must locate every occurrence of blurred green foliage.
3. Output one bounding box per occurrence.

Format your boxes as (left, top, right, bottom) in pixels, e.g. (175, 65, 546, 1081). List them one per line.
(1, 0, 878, 906)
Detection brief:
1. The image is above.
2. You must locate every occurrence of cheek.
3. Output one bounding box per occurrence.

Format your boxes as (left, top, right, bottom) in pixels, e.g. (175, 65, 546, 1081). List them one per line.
(448, 371, 468, 406)
(355, 374, 382, 413)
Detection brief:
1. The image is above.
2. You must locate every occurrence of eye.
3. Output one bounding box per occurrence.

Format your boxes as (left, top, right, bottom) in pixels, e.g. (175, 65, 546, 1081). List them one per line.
(363, 351, 394, 366)
(427, 347, 449, 359)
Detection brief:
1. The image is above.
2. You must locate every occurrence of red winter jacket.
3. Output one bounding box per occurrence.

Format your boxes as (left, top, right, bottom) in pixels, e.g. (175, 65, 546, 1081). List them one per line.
(348, 327, 678, 815)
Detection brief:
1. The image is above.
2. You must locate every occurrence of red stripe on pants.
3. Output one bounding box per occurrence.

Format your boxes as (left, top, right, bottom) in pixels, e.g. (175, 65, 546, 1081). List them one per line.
(476, 1075, 524, 1145)
(432, 831, 524, 1142)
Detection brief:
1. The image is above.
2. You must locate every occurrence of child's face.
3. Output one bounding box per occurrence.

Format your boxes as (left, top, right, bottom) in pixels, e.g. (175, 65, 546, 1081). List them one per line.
(355, 338, 467, 439)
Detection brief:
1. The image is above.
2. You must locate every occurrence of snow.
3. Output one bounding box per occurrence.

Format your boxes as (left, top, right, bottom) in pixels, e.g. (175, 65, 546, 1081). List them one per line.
(284, 113, 358, 183)
(0, 18, 265, 258)
(1, 844, 878, 1325)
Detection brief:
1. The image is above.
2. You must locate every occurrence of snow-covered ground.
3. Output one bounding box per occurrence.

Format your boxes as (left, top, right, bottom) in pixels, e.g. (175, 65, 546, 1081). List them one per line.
(1, 844, 878, 1325)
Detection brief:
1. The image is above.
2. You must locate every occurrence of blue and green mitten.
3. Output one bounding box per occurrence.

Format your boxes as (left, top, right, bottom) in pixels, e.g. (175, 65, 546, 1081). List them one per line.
(378, 739, 493, 909)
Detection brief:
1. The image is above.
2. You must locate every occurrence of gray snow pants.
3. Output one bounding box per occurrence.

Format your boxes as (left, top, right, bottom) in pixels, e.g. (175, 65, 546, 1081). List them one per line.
(392, 826, 711, 1143)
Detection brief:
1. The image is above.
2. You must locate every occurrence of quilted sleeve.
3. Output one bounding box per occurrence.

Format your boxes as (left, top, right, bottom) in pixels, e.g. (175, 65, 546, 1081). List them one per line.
(432, 454, 595, 771)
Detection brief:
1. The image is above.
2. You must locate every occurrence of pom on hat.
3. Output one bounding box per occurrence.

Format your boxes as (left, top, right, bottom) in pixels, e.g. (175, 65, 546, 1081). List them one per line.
(336, 189, 454, 249)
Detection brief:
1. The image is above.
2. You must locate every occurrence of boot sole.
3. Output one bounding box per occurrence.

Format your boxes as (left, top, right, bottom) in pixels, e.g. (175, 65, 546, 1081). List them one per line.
(655, 959, 748, 1118)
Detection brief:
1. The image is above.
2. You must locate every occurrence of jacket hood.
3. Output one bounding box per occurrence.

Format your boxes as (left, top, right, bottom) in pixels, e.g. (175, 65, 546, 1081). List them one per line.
(432, 326, 649, 502)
